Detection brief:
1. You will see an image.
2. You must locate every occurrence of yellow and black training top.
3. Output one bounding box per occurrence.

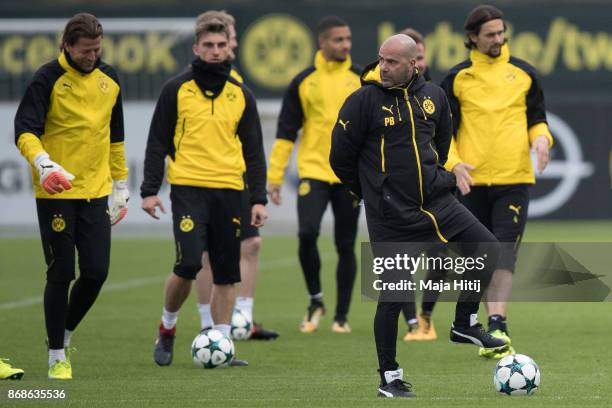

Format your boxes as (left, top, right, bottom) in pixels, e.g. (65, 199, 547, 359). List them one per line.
(14, 51, 128, 199)
(140, 59, 267, 205)
(330, 62, 464, 242)
(440, 44, 553, 185)
(331, 61, 456, 206)
(268, 51, 361, 185)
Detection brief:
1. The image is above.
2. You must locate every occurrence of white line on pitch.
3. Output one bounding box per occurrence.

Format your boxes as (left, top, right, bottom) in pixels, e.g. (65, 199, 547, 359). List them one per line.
(0, 252, 333, 311)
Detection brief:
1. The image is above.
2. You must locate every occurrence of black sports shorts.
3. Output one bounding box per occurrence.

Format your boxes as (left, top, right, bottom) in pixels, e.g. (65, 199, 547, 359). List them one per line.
(170, 185, 241, 284)
(458, 184, 529, 272)
(239, 187, 259, 241)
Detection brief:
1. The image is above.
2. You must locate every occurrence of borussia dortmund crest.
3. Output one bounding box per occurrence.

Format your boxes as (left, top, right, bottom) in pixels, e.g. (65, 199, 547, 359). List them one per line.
(506, 69, 517, 81)
(98, 76, 109, 93)
(298, 180, 311, 196)
(423, 97, 435, 115)
(51, 214, 66, 232)
(180, 215, 194, 232)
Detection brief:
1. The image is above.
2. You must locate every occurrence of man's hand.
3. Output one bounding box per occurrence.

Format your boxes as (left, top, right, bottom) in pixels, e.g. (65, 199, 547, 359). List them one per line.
(109, 180, 129, 226)
(141, 195, 166, 220)
(453, 162, 475, 196)
(251, 204, 268, 227)
(532, 135, 550, 173)
(267, 183, 282, 205)
(35, 152, 75, 195)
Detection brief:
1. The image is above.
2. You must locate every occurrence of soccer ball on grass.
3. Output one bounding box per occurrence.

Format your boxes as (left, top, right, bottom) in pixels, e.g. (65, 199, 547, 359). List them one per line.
(230, 308, 252, 340)
(493, 354, 540, 395)
(191, 329, 234, 368)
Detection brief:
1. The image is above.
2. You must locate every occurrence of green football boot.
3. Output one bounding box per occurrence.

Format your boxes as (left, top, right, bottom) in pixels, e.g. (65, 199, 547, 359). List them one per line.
(478, 329, 515, 359)
(48, 360, 72, 380)
(0, 358, 24, 380)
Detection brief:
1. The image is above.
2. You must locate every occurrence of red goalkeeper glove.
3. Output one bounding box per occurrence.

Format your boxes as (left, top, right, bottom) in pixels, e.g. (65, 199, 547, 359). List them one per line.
(34, 153, 75, 195)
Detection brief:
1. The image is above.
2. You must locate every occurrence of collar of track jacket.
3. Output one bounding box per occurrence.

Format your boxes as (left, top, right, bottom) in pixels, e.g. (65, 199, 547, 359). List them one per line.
(59, 50, 101, 75)
(190, 58, 232, 99)
(314, 50, 353, 73)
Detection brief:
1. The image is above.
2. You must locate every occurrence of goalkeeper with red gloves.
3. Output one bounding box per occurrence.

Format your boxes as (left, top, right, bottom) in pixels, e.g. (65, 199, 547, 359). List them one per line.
(13, 13, 128, 380)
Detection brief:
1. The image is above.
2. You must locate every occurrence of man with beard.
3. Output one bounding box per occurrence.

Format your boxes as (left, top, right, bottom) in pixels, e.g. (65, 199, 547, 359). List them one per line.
(440, 5, 552, 359)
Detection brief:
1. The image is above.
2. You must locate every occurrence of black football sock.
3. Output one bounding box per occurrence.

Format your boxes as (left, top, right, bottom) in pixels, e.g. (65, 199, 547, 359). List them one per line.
(488, 314, 508, 334)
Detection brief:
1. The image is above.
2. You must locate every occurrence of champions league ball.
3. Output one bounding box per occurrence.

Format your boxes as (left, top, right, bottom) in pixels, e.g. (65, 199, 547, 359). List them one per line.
(230, 308, 252, 340)
(191, 329, 235, 368)
(494, 354, 541, 395)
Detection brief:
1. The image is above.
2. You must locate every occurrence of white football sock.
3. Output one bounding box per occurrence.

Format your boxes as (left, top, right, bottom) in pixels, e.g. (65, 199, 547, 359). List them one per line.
(310, 292, 323, 301)
(161, 308, 178, 330)
(214, 324, 231, 338)
(64, 329, 73, 348)
(383, 368, 404, 385)
(198, 303, 214, 329)
(236, 297, 254, 322)
(49, 349, 66, 366)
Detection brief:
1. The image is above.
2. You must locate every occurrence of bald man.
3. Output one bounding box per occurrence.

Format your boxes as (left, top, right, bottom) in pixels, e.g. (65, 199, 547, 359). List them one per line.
(330, 34, 508, 398)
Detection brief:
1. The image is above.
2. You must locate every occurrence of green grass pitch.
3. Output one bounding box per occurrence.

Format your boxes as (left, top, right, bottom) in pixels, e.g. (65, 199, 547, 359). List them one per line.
(0, 221, 611, 407)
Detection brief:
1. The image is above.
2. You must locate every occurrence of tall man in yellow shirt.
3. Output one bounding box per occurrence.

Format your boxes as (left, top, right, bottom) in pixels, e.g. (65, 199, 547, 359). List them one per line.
(14, 13, 129, 379)
(267, 16, 361, 333)
(441, 5, 552, 358)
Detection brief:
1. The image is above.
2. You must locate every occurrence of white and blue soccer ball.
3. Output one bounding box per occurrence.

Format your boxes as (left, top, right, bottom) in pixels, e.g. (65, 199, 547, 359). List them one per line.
(494, 354, 541, 395)
(191, 329, 234, 368)
(230, 308, 252, 341)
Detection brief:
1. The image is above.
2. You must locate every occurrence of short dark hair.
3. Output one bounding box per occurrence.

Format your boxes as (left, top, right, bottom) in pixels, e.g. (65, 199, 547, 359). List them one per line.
(317, 16, 348, 38)
(194, 17, 230, 43)
(463, 5, 505, 49)
(61, 13, 103, 50)
(399, 27, 424, 46)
